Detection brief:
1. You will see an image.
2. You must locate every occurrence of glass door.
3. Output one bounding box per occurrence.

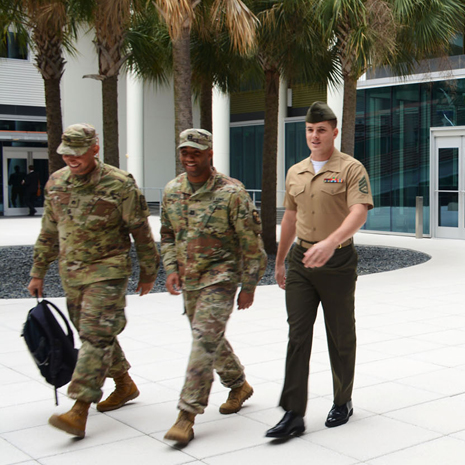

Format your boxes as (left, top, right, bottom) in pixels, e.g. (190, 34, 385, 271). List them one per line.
(3, 147, 48, 216)
(432, 135, 465, 239)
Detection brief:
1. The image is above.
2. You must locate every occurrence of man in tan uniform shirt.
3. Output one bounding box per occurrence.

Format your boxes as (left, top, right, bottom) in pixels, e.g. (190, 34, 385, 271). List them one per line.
(266, 102, 373, 439)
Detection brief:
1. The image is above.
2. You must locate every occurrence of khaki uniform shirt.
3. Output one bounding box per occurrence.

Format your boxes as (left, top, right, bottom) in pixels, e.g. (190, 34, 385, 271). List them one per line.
(160, 170, 267, 292)
(31, 159, 160, 286)
(284, 149, 374, 242)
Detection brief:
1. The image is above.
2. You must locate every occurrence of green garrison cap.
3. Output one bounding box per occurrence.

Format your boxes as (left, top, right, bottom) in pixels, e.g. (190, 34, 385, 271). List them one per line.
(178, 128, 212, 150)
(57, 123, 97, 156)
(305, 101, 337, 123)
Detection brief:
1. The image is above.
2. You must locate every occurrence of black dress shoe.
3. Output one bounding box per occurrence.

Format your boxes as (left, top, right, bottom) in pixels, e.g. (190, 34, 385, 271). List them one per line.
(325, 400, 353, 428)
(265, 411, 305, 438)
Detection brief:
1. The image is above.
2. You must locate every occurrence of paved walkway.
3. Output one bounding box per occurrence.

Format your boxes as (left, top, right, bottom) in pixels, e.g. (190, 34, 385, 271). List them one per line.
(1, 216, 465, 464)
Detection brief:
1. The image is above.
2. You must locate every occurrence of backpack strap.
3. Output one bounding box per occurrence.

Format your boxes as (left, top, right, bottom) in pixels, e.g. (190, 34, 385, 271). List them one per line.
(33, 299, 77, 405)
(40, 299, 76, 347)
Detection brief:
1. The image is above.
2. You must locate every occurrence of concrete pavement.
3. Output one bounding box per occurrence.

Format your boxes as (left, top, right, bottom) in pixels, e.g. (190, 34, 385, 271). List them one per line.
(2, 215, 465, 464)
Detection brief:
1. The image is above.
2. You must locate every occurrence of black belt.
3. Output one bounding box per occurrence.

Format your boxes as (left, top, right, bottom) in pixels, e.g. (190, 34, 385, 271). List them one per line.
(297, 237, 352, 249)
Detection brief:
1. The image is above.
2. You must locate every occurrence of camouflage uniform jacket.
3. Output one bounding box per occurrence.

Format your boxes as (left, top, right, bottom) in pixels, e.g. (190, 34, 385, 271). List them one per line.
(160, 171, 267, 292)
(30, 159, 159, 286)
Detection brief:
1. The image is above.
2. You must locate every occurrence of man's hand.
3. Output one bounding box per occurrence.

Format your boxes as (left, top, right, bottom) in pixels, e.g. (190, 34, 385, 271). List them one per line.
(136, 280, 155, 296)
(301, 203, 367, 269)
(275, 263, 286, 290)
(27, 278, 44, 298)
(166, 273, 181, 295)
(237, 290, 254, 310)
(302, 240, 335, 268)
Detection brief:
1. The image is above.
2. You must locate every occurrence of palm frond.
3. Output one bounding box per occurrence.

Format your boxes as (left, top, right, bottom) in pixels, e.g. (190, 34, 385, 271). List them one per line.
(153, 0, 195, 38)
(210, 0, 258, 54)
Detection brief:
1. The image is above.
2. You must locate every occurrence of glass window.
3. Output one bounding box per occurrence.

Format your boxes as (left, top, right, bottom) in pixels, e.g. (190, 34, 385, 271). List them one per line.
(230, 125, 264, 198)
(361, 87, 392, 232)
(438, 147, 459, 190)
(448, 33, 464, 56)
(355, 93, 366, 164)
(0, 32, 28, 60)
(34, 158, 49, 208)
(7, 158, 27, 209)
(391, 85, 421, 233)
(419, 83, 431, 234)
(0, 120, 47, 132)
(356, 79, 453, 235)
(285, 121, 308, 173)
(438, 192, 458, 227)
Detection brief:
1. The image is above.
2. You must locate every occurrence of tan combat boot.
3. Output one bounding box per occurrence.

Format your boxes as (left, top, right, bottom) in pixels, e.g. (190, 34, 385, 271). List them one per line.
(164, 410, 196, 444)
(219, 380, 253, 414)
(48, 400, 91, 438)
(96, 372, 140, 412)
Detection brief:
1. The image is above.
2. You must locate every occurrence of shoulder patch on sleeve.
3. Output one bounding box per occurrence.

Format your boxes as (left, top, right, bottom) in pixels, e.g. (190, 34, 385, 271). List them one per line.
(359, 176, 369, 194)
(252, 209, 261, 225)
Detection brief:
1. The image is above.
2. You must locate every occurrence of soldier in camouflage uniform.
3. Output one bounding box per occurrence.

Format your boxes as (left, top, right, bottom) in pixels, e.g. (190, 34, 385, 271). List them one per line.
(161, 128, 267, 445)
(27, 123, 159, 438)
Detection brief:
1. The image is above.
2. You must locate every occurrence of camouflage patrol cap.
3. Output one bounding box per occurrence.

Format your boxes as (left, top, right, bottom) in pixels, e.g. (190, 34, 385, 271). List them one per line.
(178, 128, 212, 150)
(305, 101, 337, 123)
(57, 123, 97, 156)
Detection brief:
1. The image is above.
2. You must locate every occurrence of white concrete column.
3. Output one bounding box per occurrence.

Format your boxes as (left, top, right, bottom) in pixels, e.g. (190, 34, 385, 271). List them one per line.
(212, 87, 230, 175)
(126, 72, 144, 187)
(277, 78, 287, 206)
(327, 84, 344, 151)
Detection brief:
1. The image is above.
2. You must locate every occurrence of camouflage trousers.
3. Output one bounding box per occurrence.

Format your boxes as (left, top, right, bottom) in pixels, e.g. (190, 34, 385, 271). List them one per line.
(179, 282, 246, 414)
(62, 278, 131, 403)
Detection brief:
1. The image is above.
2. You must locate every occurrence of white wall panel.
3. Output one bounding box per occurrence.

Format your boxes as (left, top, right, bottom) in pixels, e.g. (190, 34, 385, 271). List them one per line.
(0, 57, 44, 107)
(61, 29, 102, 140)
(138, 82, 176, 199)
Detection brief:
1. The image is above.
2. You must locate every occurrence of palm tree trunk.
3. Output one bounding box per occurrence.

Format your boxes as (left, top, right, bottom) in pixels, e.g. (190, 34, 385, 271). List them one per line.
(340, 74, 357, 156)
(43, 78, 65, 174)
(173, 28, 193, 175)
(200, 79, 213, 133)
(102, 75, 119, 167)
(261, 68, 279, 255)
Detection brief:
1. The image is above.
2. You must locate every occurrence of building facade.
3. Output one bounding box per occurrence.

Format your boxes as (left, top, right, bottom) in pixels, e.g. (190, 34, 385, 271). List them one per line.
(0, 32, 48, 216)
(3, 30, 465, 241)
(356, 49, 465, 239)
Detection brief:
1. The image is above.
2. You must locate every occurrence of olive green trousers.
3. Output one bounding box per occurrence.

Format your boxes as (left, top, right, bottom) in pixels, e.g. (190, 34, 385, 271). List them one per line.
(279, 243, 358, 416)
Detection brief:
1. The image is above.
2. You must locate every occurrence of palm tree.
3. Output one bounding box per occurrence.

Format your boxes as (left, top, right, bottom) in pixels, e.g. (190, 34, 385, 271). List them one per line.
(154, 0, 258, 174)
(190, 6, 259, 132)
(316, 0, 465, 156)
(246, 0, 339, 254)
(78, 0, 138, 168)
(0, 0, 75, 174)
(125, 9, 172, 86)
(190, 0, 338, 254)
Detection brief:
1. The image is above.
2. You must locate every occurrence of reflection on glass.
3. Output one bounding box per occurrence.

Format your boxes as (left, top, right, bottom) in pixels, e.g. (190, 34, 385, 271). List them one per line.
(438, 192, 458, 227)
(230, 125, 264, 201)
(438, 148, 458, 190)
(34, 159, 49, 208)
(7, 158, 28, 208)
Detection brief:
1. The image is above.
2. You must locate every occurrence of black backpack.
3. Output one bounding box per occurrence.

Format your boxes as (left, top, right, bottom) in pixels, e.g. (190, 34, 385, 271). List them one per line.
(21, 298, 78, 405)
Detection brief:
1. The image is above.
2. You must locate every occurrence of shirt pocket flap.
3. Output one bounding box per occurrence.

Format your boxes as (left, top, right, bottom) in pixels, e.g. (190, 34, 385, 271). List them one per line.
(321, 183, 346, 195)
(289, 184, 306, 198)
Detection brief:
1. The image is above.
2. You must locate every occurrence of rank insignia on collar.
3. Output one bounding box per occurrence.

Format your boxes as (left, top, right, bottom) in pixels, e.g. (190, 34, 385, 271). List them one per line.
(324, 178, 343, 183)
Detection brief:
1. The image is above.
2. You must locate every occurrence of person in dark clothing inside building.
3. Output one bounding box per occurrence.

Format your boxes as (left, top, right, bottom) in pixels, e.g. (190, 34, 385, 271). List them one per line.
(8, 165, 25, 207)
(22, 165, 40, 216)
